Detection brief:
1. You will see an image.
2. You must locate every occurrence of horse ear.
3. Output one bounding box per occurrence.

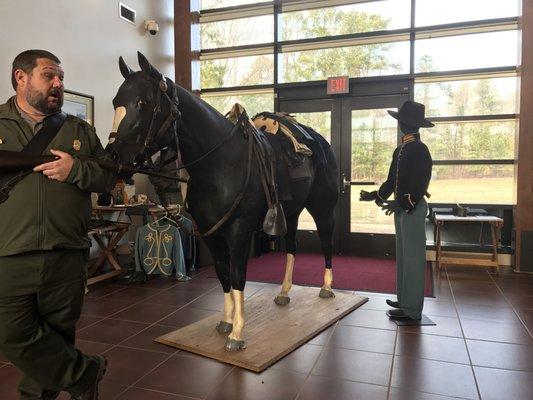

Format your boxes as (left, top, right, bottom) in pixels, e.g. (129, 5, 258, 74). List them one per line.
(118, 56, 134, 79)
(137, 51, 162, 80)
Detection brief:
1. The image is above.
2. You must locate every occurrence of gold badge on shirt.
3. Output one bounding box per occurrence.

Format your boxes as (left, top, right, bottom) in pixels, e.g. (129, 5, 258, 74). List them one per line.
(73, 140, 81, 151)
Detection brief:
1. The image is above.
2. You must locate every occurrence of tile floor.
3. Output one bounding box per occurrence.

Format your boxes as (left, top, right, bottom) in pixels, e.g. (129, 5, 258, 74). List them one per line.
(1, 264, 532, 400)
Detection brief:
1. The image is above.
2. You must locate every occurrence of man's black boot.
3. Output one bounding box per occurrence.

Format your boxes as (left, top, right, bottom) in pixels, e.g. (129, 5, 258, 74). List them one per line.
(71, 356, 107, 400)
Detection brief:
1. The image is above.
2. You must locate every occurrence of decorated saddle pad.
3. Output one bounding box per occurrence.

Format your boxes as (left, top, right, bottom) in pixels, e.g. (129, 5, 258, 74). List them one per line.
(251, 111, 313, 157)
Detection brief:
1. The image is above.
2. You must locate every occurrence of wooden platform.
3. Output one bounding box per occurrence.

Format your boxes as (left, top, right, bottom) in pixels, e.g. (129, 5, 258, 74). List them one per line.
(155, 285, 368, 372)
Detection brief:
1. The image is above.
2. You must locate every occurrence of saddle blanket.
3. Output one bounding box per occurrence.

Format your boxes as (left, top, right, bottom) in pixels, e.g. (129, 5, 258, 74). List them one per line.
(252, 111, 313, 157)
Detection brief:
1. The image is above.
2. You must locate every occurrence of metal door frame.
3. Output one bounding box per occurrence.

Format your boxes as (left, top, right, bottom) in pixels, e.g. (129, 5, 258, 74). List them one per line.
(277, 77, 412, 257)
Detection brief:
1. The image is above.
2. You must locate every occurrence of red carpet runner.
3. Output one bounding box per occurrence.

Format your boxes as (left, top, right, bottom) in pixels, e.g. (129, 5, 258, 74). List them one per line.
(246, 252, 434, 297)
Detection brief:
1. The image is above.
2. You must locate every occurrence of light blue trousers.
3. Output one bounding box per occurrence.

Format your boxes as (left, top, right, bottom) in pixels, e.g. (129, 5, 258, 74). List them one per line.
(394, 199, 428, 319)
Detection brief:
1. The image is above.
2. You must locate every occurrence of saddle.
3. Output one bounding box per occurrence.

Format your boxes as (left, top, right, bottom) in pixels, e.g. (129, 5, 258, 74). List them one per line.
(252, 112, 313, 157)
(252, 112, 314, 181)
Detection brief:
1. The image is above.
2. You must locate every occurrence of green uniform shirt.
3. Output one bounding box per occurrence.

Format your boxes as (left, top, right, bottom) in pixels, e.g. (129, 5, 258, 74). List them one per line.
(0, 96, 117, 256)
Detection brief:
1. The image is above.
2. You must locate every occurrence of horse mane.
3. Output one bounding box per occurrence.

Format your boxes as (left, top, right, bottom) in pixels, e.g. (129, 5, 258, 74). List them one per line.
(172, 83, 234, 135)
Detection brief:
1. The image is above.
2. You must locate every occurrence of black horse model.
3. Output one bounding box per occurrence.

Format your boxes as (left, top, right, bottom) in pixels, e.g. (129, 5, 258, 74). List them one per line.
(106, 52, 339, 351)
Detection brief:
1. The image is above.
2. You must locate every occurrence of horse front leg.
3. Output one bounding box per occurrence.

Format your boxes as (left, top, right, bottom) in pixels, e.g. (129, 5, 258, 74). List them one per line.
(224, 220, 253, 351)
(217, 291, 234, 333)
(226, 288, 244, 350)
(275, 213, 299, 305)
(202, 236, 234, 333)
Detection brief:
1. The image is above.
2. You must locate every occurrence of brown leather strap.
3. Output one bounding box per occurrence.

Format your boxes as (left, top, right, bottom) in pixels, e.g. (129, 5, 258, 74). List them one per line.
(252, 137, 273, 209)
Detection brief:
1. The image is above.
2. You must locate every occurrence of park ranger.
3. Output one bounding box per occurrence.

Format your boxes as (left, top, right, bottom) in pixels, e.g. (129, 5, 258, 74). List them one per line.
(360, 100, 433, 322)
(0, 50, 116, 399)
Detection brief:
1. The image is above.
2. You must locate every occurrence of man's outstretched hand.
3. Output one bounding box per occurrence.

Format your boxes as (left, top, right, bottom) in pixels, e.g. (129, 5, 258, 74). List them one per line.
(34, 149, 74, 182)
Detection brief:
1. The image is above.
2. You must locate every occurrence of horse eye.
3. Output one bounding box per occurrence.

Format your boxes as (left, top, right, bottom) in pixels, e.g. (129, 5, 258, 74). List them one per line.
(137, 99, 147, 108)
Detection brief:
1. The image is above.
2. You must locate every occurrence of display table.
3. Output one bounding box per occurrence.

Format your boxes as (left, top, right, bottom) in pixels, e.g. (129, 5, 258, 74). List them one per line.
(87, 221, 130, 285)
(434, 214, 504, 271)
(92, 204, 181, 220)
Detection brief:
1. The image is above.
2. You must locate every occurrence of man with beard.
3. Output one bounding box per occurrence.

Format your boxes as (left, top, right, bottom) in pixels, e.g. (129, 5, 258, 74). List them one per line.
(0, 50, 116, 399)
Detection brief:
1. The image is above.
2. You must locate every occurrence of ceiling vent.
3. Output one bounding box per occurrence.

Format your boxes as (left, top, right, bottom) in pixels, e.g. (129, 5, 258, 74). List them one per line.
(119, 2, 136, 25)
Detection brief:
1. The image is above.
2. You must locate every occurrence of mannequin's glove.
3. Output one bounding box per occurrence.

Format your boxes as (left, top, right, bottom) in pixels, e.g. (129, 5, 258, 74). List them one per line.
(359, 190, 377, 201)
(380, 201, 403, 215)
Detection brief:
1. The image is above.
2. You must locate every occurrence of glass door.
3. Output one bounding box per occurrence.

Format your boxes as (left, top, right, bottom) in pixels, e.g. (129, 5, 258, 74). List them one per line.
(340, 95, 409, 256)
(277, 98, 339, 253)
(278, 81, 410, 256)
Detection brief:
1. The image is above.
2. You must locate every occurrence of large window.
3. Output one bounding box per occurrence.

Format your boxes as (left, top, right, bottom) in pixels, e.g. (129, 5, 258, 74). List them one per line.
(201, 54, 274, 88)
(415, 75, 517, 204)
(201, 90, 274, 118)
(201, 16, 273, 49)
(415, 77, 517, 117)
(196, 0, 520, 206)
(278, 0, 411, 41)
(415, 0, 519, 27)
(415, 31, 519, 73)
(279, 41, 410, 83)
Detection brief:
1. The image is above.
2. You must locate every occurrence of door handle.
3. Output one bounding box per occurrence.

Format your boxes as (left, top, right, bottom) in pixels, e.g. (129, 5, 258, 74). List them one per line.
(341, 174, 352, 194)
(341, 173, 376, 194)
(343, 174, 351, 190)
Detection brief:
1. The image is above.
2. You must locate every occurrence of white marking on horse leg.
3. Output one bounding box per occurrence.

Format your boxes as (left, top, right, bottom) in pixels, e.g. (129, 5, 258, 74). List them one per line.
(223, 290, 234, 323)
(228, 289, 244, 341)
(280, 253, 295, 296)
(109, 106, 127, 141)
(322, 268, 333, 291)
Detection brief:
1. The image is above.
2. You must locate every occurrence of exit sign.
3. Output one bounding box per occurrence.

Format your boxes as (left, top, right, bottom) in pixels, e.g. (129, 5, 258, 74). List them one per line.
(327, 76, 349, 95)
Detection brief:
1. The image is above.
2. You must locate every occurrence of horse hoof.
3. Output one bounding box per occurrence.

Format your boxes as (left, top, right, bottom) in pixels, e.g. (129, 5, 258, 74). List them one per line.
(216, 321, 233, 334)
(274, 295, 290, 306)
(225, 338, 246, 351)
(319, 288, 335, 298)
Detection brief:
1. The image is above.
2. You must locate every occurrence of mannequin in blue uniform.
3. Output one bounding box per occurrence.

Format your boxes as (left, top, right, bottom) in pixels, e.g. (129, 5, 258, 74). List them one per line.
(360, 101, 433, 321)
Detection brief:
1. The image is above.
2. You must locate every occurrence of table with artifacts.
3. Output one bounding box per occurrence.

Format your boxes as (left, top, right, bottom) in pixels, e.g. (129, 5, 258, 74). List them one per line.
(434, 214, 504, 271)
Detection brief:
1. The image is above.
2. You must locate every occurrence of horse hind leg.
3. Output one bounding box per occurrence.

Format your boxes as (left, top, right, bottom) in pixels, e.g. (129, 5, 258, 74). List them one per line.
(203, 236, 234, 334)
(274, 212, 300, 306)
(307, 204, 336, 299)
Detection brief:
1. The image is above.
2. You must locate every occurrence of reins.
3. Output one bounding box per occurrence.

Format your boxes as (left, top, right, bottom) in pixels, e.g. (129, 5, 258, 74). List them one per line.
(198, 118, 255, 237)
(176, 112, 248, 171)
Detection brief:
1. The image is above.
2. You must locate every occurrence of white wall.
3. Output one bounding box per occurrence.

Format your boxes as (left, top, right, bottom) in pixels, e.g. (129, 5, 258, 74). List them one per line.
(0, 0, 174, 143)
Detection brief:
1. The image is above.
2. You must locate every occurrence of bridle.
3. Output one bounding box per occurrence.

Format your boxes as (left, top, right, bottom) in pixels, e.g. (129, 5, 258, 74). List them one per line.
(141, 77, 180, 160)
(107, 76, 181, 169)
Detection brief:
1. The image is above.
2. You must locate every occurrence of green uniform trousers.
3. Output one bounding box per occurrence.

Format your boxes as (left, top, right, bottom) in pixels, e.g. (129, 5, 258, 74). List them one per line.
(0, 250, 99, 399)
(394, 198, 428, 319)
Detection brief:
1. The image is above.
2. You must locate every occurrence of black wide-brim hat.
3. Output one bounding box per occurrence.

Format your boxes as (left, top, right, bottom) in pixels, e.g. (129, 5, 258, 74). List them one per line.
(388, 101, 434, 128)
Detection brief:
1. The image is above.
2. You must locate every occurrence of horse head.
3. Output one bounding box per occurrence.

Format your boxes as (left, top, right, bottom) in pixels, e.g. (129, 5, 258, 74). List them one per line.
(106, 51, 180, 167)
